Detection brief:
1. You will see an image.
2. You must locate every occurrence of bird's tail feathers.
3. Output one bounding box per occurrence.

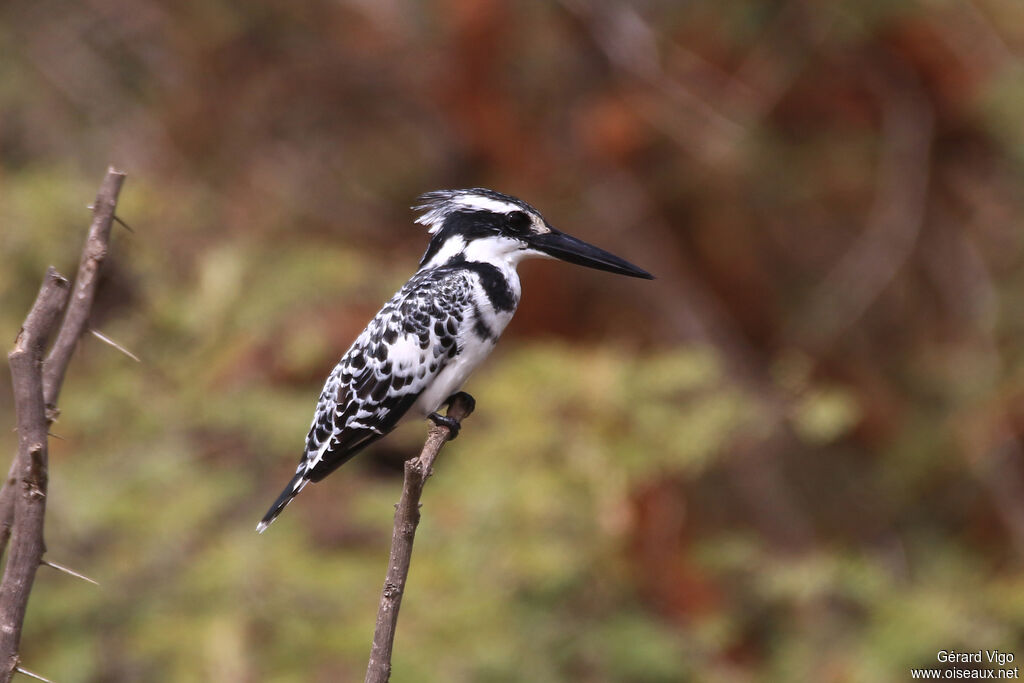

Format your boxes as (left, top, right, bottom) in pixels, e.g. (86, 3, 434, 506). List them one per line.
(257, 471, 309, 534)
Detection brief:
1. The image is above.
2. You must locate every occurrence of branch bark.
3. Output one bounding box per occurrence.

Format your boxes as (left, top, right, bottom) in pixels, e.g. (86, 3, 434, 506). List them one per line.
(42, 168, 127, 413)
(0, 168, 125, 564)
(0, 269, 70, 680)
(0, 168, 126, 681)
(365, 394, 475, 683)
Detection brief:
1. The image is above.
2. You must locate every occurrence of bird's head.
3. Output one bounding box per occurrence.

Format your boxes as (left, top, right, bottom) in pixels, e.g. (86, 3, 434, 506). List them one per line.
(413, 188, 653, 279)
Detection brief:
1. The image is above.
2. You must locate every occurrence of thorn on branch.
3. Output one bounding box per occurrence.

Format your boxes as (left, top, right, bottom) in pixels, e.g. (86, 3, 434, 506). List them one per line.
(88, 329, 141, 363)
(40, 559, 98, 586)
(14, 665, 53, 683)
(42, 169, 126, 407)
(0, 169, 126, 681)
(112, 215, 134, 233)
(44, 407, 59, 425)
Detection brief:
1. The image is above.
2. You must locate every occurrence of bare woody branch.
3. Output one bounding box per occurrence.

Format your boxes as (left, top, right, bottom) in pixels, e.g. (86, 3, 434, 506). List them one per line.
(0, 269, 70, 681)
(0, 168, 126, 682)
(43, 168, 127, 414)
(365, 394, 475, 683)
(0, 168, 126, 564)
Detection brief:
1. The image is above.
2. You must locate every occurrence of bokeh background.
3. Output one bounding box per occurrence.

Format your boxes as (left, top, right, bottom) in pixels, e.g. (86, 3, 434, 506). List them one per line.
(2, 1, 1024, 681)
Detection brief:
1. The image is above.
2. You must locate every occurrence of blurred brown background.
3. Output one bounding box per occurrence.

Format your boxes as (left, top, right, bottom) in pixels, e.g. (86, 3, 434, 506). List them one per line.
(2, 1, 1024, 681)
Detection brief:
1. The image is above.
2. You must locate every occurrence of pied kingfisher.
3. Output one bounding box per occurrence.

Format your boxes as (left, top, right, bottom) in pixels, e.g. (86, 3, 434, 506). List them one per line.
(257, 189, 652, 532)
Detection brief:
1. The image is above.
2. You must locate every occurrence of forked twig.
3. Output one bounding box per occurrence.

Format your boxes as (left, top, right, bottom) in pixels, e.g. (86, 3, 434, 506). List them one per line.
(0, 168, 126, 683)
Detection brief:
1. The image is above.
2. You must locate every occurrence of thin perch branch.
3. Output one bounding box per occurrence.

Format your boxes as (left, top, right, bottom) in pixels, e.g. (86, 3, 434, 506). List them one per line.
(365, 394, 475, 683)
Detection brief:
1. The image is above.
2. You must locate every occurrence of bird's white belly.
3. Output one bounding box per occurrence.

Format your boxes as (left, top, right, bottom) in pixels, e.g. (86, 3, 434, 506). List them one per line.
(410, 336, 497, 417)
(406, 263, 519, 420)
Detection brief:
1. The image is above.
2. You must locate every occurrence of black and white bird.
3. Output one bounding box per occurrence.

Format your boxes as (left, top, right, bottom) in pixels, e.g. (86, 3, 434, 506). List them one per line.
(257, 189, 652, 532)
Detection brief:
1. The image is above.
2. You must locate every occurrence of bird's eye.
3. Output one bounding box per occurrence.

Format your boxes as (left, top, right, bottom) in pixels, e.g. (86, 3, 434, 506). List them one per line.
(507, 211, 531, 234)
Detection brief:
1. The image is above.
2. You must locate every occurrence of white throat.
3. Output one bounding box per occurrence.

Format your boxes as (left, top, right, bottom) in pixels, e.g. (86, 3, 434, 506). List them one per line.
(422, 235, 549, 271)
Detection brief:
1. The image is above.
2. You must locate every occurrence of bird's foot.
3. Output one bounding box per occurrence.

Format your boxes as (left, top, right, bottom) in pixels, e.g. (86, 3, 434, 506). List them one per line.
(445, 391, 475, 414)
(428, 392, 475, 440)
(428, 412, 461, 440)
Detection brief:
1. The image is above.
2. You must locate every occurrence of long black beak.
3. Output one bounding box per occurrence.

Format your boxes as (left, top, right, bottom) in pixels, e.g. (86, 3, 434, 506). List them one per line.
(530, 229, 654, 279)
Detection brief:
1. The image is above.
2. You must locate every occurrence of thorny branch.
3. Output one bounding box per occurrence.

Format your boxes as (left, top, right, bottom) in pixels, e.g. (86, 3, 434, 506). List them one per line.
(0, 168, 126, 682)
(0, 168, 126, 563)
(0, 270, 69, 682)
(42, 169, 127, 411)
(365, 394, 475, 683)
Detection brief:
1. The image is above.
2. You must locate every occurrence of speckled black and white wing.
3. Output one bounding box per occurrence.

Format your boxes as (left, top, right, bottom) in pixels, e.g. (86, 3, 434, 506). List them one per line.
(256, 268, 475, 532)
